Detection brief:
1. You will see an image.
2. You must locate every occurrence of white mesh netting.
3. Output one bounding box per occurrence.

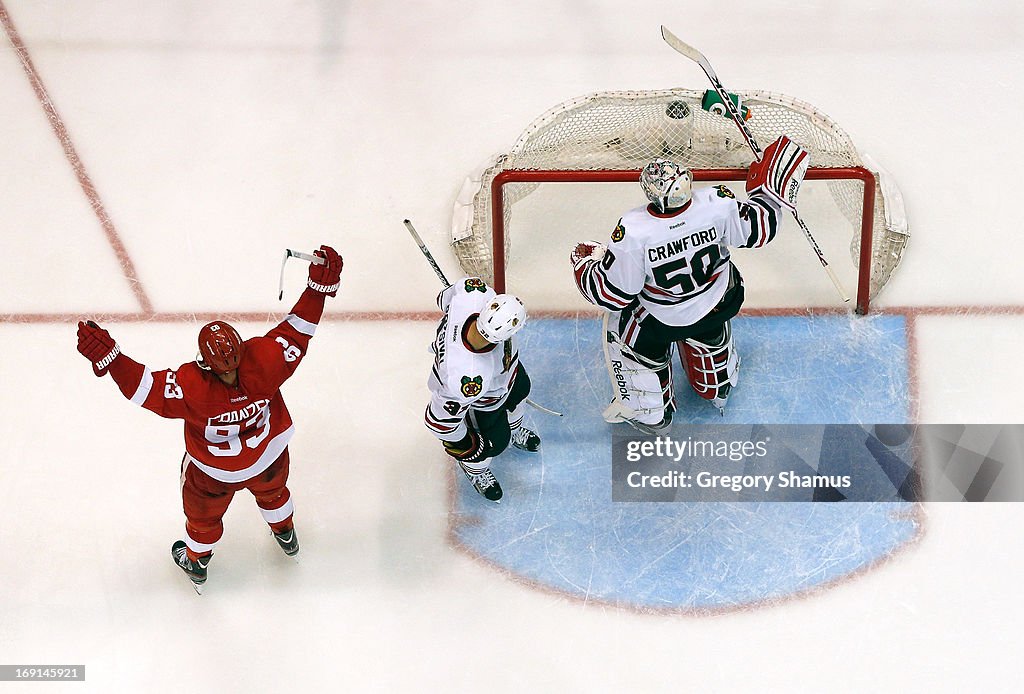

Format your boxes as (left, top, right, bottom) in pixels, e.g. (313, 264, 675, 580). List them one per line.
(451, 89, 908, 304)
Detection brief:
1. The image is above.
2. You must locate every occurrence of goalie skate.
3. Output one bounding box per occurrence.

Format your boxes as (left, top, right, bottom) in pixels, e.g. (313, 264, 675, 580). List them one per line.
(603, 399, 673, 435)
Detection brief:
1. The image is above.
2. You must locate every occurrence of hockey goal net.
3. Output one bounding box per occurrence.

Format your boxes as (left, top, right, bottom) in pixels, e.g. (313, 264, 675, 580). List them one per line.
(451, 89, 908, 314)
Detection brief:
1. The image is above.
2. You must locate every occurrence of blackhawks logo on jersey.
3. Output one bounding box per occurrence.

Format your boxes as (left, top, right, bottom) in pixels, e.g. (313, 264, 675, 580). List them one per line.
(464, 277, 486, 293)
(460, 375, 483, 398)
(611, 221, 626, 243)
(714, 185, 736, 199)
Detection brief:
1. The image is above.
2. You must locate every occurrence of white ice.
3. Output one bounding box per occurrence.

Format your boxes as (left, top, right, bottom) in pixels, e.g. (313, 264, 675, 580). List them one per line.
(1, 1, 1022, 691)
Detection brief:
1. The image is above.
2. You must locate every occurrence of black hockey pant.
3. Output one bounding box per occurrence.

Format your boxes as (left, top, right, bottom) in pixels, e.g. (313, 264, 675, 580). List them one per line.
(623, 265, 745, 365)
(470, 366, 532, 458)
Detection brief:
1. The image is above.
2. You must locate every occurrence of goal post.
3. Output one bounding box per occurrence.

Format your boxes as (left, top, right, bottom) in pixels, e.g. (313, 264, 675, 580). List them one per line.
(452, 89, 907, 315)
(489, 167, 876, 314)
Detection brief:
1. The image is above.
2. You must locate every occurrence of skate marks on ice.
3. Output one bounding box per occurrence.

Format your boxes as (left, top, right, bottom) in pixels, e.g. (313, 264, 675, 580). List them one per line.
(447, 314, 919, 612)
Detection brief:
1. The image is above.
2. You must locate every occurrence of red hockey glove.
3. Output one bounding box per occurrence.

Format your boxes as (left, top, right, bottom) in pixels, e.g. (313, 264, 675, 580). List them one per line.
(77, 320, 120, 377)
(745, 135, 809, 211)
(307, 244, 343, 297)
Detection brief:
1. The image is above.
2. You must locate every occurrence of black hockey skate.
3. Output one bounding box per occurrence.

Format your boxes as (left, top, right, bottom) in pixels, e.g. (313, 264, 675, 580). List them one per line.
(171, 540, 211, 595)
(273, 527, 299, 557)
(511, 424, 541, 452)
(458, 462, 503, 502)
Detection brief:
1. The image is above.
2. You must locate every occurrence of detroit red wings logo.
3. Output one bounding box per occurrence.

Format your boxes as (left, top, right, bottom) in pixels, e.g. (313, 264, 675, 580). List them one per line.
(460, 375, 483, 397)
(464, 278, 486, 293)
(611, 222, 626, 243)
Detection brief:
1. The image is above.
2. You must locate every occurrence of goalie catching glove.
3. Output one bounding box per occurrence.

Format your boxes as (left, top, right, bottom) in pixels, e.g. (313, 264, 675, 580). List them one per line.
(570, 240, 608, 288)
(570, 241, 607, 269)
(76, 320, 120, 377)
(307, 244, 343, 296)
(745, 135, 809, 211)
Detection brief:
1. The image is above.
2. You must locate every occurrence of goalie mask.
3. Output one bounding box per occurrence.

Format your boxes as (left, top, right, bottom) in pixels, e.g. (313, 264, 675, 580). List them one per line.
(476, 294, 527, 343)
(197, 321, 244, 374)
(640, 158, 693, 213)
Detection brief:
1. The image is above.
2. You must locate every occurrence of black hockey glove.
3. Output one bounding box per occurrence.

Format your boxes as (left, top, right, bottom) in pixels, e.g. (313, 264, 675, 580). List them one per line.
(442, 429, 492, 464)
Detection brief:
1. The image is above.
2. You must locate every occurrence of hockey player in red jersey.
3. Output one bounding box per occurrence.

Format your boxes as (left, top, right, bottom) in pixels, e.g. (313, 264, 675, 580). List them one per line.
(571, 136, 809, 433)
(75, 245, 343, 593)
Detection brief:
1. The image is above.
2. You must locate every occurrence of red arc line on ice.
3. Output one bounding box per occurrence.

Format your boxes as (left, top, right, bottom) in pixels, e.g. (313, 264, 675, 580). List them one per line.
(0, 1, 153, 314)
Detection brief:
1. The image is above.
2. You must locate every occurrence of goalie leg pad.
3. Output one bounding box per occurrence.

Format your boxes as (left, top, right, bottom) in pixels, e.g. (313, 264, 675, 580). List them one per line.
(678, 320, 739, 410)
(604, 311, 674, 427)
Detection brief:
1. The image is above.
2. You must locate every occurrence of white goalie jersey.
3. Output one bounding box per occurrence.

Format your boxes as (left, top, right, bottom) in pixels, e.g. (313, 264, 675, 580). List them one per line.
(574, 185, 782, 326)
(424, 277, 521, 443)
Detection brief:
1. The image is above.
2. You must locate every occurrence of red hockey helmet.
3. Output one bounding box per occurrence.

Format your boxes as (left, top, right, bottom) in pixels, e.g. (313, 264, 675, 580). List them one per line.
(197, 321, 244, 374)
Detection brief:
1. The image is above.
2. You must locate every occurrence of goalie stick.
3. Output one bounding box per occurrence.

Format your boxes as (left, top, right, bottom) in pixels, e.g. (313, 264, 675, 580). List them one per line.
(278, 248, 326, 300)
(660, 25, 850, 304)
(401, 219, 563, 418)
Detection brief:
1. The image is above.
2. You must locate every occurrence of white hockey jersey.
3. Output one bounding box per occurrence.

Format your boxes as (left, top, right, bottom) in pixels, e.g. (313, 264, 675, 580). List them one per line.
(424, 277, 521, 443)
(574, 185, 781, 326)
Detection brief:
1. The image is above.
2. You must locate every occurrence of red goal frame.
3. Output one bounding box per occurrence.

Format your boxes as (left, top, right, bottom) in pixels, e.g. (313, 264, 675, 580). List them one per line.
(490, 167, 877, 315)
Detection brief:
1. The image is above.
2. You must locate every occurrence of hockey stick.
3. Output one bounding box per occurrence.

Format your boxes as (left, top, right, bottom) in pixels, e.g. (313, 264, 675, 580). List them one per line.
(524, 398, 563, 418)
(403, 219, 451, 287)
(278, 249, 326, 300)
(402, 219, 563, 417)
(660, 26, 850, 303)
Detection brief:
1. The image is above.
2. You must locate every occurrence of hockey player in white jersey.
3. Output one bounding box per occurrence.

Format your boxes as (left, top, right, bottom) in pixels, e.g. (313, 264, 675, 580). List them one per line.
(424, 277, 541, 502)
(571, 136, 809, 432)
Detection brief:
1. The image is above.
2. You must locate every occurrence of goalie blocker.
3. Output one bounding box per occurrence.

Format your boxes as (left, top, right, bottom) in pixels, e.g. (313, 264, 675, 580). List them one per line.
(745, 135, 809, 212)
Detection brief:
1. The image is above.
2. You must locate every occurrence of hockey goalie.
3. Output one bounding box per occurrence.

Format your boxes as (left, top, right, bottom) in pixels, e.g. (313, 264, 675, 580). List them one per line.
(570, 136, 809, 433)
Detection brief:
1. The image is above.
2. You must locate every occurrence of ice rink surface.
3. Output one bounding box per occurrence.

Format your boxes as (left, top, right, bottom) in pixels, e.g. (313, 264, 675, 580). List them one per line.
(2, 1, 1022, 692)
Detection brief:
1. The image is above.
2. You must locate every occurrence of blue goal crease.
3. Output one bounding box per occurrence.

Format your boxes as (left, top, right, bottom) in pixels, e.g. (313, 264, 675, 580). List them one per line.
(451, 315, 916, 610)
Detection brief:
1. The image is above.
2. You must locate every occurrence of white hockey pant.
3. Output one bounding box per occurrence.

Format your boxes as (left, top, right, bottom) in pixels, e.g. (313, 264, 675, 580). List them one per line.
(678, 320, 739, 410)
(604, 317, 674, 427)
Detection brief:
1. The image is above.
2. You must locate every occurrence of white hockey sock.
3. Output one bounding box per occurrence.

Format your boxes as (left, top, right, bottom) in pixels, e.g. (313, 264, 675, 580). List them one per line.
(458, 458, 492, 474)
(507, 402, 526, 430)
